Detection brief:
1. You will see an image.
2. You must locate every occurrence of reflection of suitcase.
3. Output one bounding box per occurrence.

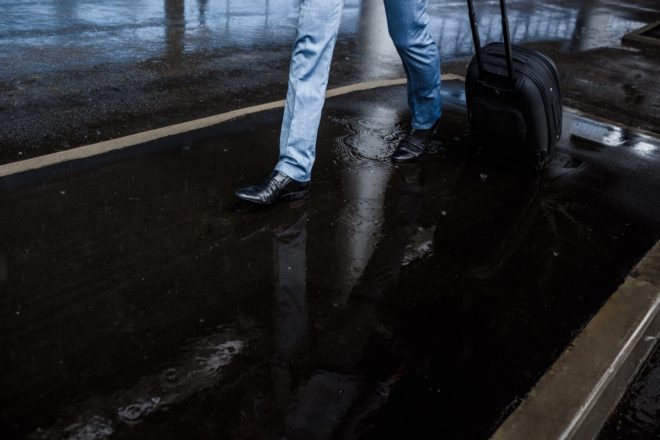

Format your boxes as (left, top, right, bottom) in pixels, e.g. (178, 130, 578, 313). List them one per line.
(465, 0, 562, 163)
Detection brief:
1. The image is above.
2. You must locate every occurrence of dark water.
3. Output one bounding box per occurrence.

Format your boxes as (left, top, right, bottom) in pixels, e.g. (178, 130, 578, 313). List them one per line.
(1, 82, 660, 439)
(600, 345, 660, 440)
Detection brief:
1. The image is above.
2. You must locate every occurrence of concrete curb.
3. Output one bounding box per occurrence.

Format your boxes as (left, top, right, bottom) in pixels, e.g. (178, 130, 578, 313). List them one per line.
(0, 75, 465, 180)
(564, 107, 660, 139)
(492, 241, 660, 440)
(623, 21, 660, 49)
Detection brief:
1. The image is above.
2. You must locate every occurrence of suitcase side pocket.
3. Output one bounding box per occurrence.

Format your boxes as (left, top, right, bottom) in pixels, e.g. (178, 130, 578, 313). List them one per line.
(470, 97, 527, 143)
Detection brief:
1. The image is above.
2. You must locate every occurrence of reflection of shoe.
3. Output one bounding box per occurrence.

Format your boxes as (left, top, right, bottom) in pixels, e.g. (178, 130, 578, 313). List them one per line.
(398, 162, 425, 186)
(391, 121, 440, 163)
(235, 171, 309, 205)
(235, 201, 308, 241)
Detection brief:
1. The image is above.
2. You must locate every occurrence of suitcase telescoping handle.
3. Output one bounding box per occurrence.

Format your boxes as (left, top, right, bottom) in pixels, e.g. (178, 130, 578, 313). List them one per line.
(467, 0, 515, 81)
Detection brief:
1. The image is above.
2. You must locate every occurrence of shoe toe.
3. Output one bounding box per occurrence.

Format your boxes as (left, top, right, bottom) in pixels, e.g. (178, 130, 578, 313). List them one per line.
(235, 186, 264, 204)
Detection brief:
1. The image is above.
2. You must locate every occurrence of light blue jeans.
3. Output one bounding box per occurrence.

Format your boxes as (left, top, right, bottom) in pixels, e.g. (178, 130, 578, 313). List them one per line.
(275, 0, 442, 182)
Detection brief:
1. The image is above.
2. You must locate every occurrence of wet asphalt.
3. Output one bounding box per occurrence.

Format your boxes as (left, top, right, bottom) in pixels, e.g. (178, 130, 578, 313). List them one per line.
(3, 0, 660, 438)
(1, 0, 660, 164)
(2, 81, 660, 439)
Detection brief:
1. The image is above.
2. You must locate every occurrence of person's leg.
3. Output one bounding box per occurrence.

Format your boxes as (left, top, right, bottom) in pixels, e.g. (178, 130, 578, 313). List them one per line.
(275, 0, 345, 183)
(384, 0, 442, 162)
(235, 0, 344, 205)
(384, 0, 442, 130)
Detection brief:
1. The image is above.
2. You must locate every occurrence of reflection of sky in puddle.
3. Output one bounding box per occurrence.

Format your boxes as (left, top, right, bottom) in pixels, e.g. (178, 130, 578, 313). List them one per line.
(572, 119, 630, 147)
(570, 116, 660, 157)
(0, 0, 649, 78)
(632, 141, 657, 158)
(602, 126, 628, 146)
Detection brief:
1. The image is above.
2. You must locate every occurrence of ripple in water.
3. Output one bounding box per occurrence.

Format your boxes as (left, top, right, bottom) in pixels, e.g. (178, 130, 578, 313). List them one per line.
(63, 415, 113, 440)
(117, 397, 161, 424)
(28, 325, 253, 439)
(333, 117, 406, 165)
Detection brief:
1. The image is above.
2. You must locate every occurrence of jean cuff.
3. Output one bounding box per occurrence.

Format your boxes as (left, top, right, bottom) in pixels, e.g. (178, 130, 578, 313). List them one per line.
(274, 161, 311, 183)
(413, 114, 442, 130)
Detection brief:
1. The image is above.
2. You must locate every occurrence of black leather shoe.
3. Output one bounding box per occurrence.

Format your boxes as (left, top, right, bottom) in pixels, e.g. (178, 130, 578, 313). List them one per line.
(391, 120, 441, 163)
(235, 171, 309, 205)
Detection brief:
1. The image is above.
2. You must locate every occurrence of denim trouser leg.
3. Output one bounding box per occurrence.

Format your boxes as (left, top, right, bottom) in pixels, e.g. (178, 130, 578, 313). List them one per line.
(275, 0, 345, 183)
(384, 0, 442, 130)
(275, 0, 441, 182)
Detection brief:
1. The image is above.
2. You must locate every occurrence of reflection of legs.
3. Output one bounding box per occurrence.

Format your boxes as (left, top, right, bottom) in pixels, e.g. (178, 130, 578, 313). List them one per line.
(0, 251, 6, 282)
(385, 0, 442, 163)
(384, 0, 441, 130)
(284, 166, 427, 437)
(275, 0, 345, 182)
(271, 212, 308, 436)
(350, 163, 426, 300)
(273, 213, 308, 359)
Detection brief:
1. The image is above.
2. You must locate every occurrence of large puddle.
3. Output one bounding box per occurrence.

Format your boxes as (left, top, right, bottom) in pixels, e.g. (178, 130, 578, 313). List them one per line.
(1, 82, 660, 439)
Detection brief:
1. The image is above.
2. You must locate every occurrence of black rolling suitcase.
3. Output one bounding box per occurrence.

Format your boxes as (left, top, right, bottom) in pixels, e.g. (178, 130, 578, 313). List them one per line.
(465, 0, 562, 162)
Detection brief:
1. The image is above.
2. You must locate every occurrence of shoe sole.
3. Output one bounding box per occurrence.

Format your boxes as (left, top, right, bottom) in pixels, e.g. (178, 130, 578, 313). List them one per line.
(235, 189, 309, 205)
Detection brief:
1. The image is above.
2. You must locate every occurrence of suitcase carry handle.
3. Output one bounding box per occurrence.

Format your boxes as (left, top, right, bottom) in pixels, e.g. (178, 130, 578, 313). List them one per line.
(467, 0, 516, 82)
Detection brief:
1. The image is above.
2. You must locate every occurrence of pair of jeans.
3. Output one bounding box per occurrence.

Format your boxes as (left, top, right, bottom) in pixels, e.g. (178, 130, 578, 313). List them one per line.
(275, 0, 442, 182)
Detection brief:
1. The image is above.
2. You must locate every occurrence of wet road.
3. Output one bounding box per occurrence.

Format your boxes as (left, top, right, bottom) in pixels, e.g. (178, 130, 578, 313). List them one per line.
(2, 0, 645, 75)
(1, 0, 659, 163)
(2, 81, 660, 439)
